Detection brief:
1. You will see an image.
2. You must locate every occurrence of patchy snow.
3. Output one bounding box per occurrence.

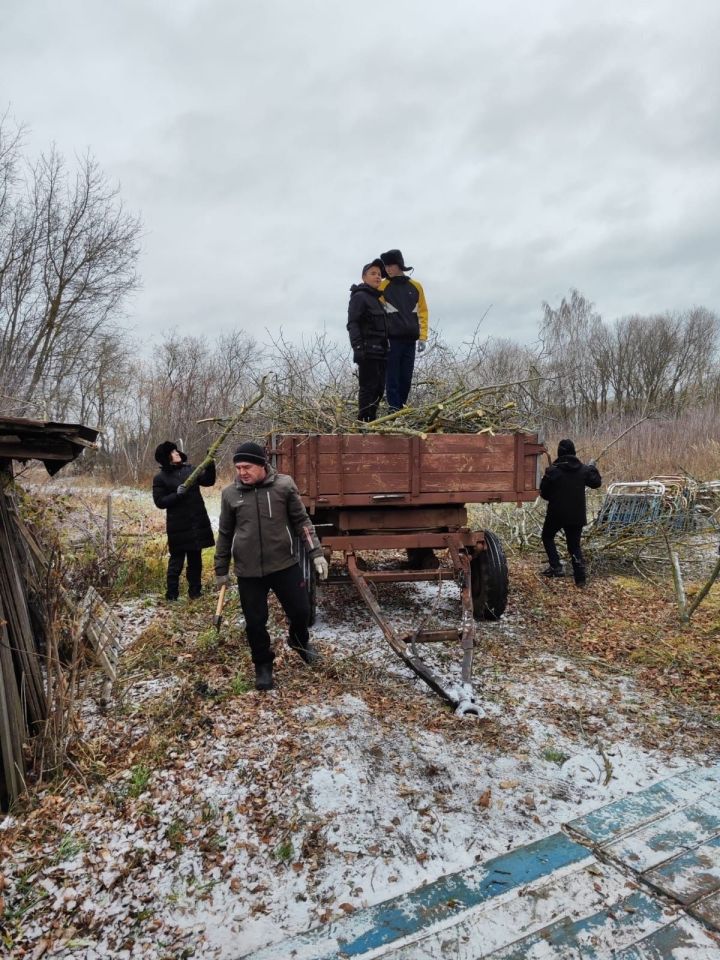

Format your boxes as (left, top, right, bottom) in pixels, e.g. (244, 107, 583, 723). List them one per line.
(2, 524, 719, 958)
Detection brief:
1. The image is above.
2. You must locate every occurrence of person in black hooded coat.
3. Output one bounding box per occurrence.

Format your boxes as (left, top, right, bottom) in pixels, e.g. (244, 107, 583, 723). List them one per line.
(152, 441, 216, 600)
(539, 439, 601, 586)
(347, 259, 389, 422)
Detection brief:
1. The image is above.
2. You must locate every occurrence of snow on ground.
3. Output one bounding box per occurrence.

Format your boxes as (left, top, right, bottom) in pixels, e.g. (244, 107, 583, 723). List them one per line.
(4, 569, 717, 960)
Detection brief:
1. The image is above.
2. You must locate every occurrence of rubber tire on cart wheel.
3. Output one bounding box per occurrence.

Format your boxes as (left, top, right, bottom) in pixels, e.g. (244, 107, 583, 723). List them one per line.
(470, 530, 508, 621)
(297, 538, 318, 627)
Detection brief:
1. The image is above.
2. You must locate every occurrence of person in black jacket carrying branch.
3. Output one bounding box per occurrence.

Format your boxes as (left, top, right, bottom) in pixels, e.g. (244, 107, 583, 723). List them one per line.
(347, 259, 389, 422)
(539, 439, 601, 587)
(153, 441, 216, 601)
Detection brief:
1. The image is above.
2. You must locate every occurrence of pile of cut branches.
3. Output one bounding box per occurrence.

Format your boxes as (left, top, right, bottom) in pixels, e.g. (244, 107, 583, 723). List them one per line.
(263, 377, 542, 438)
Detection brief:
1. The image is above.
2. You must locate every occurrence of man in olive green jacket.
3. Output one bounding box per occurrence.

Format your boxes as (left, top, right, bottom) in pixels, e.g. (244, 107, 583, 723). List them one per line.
(214, 441, 328, 690)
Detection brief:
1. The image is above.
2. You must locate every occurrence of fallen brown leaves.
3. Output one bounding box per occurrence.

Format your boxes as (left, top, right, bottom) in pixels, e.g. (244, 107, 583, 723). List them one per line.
(512, 556, 720, 712)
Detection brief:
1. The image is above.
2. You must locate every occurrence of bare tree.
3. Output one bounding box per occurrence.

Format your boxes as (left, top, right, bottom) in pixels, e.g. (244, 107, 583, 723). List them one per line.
(0, 119, 141, 418)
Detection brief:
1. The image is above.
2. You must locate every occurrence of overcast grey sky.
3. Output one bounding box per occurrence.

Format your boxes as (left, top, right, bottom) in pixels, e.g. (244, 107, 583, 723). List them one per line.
(1, 0, 719, 348)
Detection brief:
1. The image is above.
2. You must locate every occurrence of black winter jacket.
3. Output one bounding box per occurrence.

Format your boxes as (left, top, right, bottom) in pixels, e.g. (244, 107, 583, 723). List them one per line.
(347, 283, 389, 363)
(381, 274, 424, 341)
(152, 453, 216, 552)
(539, 456, 602, 527)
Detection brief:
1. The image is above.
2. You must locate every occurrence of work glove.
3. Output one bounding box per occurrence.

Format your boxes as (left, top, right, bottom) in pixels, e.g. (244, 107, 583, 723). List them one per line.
(215, 573, 231, 588)
(176, 484, 187, 496)
(417, 340, 427, 354)
(313, 557, 329, 580)
(352, 344, 365, 364)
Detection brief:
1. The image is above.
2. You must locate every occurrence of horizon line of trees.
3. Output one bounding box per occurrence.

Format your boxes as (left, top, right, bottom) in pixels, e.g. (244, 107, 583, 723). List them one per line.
(2, 115, 720, 482)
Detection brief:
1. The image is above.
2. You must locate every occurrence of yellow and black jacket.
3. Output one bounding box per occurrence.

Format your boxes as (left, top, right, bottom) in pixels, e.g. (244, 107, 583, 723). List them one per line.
(380, 275, 429, 341)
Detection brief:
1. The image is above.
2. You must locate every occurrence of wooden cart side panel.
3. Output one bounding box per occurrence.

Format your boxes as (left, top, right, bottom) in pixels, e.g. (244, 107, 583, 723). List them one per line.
(272, 432, 542, 503)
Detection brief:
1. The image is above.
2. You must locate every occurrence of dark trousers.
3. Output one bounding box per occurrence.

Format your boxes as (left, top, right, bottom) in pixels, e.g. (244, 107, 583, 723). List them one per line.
(167, 548, 202, 599)
(357, 358, 387, 421)
(386, 340, 416, 411)
(237, 564, 311, 666)
(542, 519, 586, 583)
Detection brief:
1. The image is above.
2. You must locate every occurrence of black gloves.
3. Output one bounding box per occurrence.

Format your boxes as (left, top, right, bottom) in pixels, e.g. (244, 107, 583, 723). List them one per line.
(176, 484, 187, 496)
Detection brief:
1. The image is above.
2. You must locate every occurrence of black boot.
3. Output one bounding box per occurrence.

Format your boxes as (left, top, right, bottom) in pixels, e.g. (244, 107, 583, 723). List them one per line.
(571, 556, 586, 587)
(295, 642, 319, 666)
(254, 663, 274, 690)
(541, 564, 564, 578)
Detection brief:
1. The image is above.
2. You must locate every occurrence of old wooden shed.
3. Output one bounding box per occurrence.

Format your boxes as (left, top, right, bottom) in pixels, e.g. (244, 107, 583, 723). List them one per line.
(0, 416, 99, 808)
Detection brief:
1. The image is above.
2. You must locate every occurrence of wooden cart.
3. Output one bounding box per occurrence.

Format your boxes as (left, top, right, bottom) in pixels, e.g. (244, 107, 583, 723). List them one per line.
(272, 432, 545, 715)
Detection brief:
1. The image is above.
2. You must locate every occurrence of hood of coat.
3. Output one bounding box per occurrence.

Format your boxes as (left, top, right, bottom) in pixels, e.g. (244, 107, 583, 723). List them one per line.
(236, 464, 278, 489)
(349, 282, 383, 299)
(155, 442, 188, 469)
(553, 455, 583, 471)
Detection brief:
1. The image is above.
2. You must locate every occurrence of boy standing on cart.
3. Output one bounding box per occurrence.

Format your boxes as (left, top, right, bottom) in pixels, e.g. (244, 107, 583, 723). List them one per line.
(214, 441, 329, 690)
(347, 259, 389, 422)
(379, 248, 429, 412)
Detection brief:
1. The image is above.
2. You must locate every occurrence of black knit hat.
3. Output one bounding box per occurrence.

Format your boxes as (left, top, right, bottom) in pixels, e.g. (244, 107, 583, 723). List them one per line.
(232, 441, 267, 466)
(557, 439, 576, 457)
(380, 248, 413, 272)
(155, 440, 178, 465)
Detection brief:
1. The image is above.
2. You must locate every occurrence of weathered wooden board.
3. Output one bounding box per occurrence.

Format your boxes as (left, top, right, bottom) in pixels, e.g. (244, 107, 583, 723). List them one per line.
(566, 765, 720, 845)
(274, 432, 542, 507)
(611, 914, 720, 958)
(644, 834, 720, 905)
(601, 796, 720, 873)
(691, 890, 720, 930)
(80, 586, 122, 681)
(237, 832, 591, 960)
(485, 889, 680, 959)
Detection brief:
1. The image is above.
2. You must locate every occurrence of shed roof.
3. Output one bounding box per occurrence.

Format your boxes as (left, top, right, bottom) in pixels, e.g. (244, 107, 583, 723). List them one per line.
(0, 416, 100, 476)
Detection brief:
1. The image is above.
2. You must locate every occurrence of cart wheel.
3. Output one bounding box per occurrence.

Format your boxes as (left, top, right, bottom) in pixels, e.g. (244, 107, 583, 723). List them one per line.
(470, 530, 508, 621)
(297, 539, 318, 627)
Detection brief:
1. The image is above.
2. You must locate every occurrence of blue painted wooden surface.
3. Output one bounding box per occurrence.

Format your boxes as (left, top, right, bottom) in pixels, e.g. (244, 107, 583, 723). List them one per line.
(238, 833, 591, 959)
(692, 890, 720, 930)
(612, 915, 720, 958)
(485, 889, 674, 959)
(602, 797, 720, 872)
(237, 766, 720, 959)
(567, 764, 720, 846)
(644, 833, 720, 904)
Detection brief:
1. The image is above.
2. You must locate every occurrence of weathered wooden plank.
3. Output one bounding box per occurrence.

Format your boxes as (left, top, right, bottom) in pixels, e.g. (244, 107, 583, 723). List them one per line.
(612, 914, 720, 957)
(485, 889, 675, 959)
(566, 765, 720, 845)
(421, 472, 516, 493)
(602, 796, 720, 873)
(691, 890, 720, 930)
(347, 860, 636, 960)
(79, 587, 122, 681)
(643, 834, 720, 905)
(324, 474, 411, 495)
(421, 452, 515, 473)
(237, 832, 591, 960)
(0, 613, 26, 804)
(318, 454, 410, 471)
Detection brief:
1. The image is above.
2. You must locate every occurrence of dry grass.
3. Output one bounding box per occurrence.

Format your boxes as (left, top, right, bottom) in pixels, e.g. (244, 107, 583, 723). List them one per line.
(548, 405, 720, 483)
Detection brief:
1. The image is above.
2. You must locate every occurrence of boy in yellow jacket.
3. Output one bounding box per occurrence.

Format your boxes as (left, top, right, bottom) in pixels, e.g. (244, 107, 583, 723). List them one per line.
(379, 249, 429, 411)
